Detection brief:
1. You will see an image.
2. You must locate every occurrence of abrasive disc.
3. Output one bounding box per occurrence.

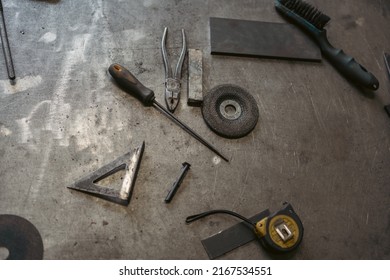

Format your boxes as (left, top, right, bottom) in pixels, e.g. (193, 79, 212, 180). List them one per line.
(202, 84, 259, 138)
(0, 214, 44, 260)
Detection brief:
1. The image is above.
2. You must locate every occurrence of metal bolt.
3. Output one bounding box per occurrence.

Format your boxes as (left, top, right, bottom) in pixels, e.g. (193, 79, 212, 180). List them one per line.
(164, 162, 191, 203)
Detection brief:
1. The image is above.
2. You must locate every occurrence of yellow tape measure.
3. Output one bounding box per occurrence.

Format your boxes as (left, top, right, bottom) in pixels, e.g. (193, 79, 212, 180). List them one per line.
(255, 203, 303, 253)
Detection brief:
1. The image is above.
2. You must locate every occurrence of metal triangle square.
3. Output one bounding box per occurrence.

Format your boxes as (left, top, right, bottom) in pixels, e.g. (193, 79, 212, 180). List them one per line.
(68, 142, 145, 205)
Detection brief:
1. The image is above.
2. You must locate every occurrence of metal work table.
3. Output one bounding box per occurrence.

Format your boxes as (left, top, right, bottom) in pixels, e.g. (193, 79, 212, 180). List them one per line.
(0, 0, 389, 259)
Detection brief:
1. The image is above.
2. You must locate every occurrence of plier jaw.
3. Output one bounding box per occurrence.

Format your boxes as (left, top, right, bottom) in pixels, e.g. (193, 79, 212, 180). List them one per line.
(161, 27, 187, 113)
(165, 78, 181, 112)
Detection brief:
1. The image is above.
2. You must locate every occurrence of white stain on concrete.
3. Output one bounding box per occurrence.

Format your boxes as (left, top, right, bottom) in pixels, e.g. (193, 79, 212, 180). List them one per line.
(15, 118, 32, 145)
(4, 2, 17, 8)
(213, 156, 221, 165)
(22, 51, 77, 194)
(38, 32, 57, 43)
(0, 75, 42, 95)
(26, 0, 118, 198)
(355, 17, 365, 27)
(68, 25, 80, 31)
(45, 33, 91, 144)
(0, 126, 12, 137)
(15, 100, 50, 145)
(122, 29, 146, 41)
(143, 0, 156, 7)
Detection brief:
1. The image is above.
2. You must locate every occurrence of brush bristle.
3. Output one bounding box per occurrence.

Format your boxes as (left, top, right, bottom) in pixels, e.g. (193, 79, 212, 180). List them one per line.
(279, 0, 330, 30)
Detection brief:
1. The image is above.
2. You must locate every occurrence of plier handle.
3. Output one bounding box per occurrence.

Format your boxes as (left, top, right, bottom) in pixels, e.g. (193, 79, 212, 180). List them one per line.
(161, 27, 187, 112)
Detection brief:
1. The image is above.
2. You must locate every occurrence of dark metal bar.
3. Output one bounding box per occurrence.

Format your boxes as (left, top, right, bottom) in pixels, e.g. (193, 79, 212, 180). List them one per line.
(165, 162, 191, 203)
(0, 0, 15, 80)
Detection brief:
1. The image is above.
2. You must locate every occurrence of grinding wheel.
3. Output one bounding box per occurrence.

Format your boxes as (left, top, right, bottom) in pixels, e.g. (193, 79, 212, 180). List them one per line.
(0, 214, 44, 260)
(202, 84, 259, 138)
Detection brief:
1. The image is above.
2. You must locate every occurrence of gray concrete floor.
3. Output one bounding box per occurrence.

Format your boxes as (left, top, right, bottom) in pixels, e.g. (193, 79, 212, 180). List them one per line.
(0, 0, 389, 260)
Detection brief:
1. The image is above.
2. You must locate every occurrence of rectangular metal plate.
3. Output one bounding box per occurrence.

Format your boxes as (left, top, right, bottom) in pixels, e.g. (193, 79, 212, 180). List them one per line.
(187, 49, 203, 106)
(210, 17, 321, 61)
(201, 210, 270, 259)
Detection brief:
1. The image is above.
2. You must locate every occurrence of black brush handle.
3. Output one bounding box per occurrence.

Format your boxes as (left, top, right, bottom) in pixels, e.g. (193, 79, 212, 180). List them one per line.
(317, 31, 379, 91)
(108, 63, 155, 106)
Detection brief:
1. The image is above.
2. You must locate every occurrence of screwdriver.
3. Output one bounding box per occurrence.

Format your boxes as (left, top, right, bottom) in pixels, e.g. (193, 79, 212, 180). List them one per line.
(108, 63, 229, 162)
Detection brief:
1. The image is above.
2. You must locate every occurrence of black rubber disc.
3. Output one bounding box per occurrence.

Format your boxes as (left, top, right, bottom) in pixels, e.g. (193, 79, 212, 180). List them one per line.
(202, 84, 259, 138)
(0, 215, 44, 260)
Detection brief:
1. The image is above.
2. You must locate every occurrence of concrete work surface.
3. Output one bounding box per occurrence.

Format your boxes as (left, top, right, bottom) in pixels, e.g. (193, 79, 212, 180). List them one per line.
(0, 0, 389, 260)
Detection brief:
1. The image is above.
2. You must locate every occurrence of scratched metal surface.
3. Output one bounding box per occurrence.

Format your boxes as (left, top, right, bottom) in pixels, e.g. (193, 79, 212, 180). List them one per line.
(0, 0, 389, 259)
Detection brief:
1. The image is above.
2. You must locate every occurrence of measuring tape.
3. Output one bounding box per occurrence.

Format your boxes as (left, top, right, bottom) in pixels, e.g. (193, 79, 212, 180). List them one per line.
(255, 203, 303, 253)
(186, 202, 304, 257)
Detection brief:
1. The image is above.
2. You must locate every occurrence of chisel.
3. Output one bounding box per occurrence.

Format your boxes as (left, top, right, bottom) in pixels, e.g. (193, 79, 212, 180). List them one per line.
(108, 63, 229, 162)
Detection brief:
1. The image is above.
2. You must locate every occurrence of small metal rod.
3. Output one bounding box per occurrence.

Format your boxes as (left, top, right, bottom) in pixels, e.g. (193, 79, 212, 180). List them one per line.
(165, 162, 191, 203)
(152, 100, 229, 162)
(0, 0, 15, 80)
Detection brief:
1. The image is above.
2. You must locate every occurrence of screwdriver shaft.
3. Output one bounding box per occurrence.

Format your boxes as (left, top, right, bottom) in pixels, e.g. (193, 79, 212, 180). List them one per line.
(152, 101, 229, 162)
